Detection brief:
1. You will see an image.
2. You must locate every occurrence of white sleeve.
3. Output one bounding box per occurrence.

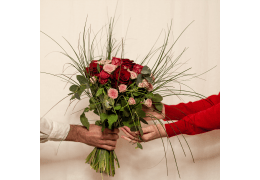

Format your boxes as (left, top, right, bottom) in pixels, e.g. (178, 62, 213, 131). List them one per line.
(40, 117, 70, 143)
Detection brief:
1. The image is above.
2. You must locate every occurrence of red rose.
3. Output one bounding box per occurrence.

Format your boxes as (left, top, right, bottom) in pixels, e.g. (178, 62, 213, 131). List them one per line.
(111, 67, 131, 87)
(121, 59, 135, 70)
(111, 57, 123, 66)
(99, 70, 110, 79)
(99, 78, 108, 85)
(86, 60, 103, 76)
(132, 64, 143, 74)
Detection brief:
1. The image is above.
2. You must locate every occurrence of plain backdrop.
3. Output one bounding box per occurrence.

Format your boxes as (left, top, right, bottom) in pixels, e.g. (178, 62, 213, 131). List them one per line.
(40, 0, 220, 180)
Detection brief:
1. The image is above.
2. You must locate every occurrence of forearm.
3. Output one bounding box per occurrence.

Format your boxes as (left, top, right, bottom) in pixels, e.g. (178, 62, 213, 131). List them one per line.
(165, 103, 220, 137)
(164, 93, 220, 121)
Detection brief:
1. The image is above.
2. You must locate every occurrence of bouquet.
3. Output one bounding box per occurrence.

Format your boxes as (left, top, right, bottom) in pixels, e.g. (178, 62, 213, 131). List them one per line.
(41, 17, 207, 178)
(83, 57, 161, 176)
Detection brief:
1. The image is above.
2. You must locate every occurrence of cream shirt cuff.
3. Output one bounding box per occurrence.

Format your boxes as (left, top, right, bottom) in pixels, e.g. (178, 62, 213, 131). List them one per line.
(40, 117, 70, 142)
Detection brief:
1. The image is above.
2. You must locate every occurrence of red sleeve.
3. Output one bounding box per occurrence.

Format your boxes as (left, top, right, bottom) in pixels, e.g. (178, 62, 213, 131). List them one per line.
(164, 93, 220, 121)
(164, 102, 220, 137)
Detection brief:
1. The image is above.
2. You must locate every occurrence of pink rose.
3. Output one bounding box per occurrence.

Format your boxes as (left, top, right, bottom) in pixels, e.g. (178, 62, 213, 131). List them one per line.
(99, 78, 108, 85)
(142, 79, 149, 88)
(138, 82, 144, 88)
(144, 99, 152, 107)
(99, 70, 110, 79)
(147, 83, 153, 91)
(90, 76, 97, 84)
(104, 60, 112, 65)
(129, 71, 137, 79)
(128, 97, 136, 105)
(111, 57, 123, 66)
(118, 84, 127, 93)
(132, 64, 143, 74)
(108, 88, 118, 99)
(103, 64, 117, 74)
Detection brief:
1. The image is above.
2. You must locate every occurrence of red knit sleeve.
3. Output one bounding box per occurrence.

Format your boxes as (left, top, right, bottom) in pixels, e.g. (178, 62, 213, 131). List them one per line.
(164, 102, 220, 137)
(164, 93, 220, 121)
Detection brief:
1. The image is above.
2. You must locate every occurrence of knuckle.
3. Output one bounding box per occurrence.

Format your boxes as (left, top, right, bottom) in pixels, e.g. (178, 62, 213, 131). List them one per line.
(115, 134, 119, 139)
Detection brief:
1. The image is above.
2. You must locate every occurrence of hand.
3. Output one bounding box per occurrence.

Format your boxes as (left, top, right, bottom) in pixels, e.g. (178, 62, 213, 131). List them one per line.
(142, 104, 165, 121)
(66, 124, 119, 151)
(120, 125, 167, 143)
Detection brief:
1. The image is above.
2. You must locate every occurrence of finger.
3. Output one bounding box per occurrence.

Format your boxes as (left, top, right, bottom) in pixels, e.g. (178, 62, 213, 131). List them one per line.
(121, 135, 139, 143)
(122, 126, 138, 136)
(99, 144, 116, 151)
(102, 133, 119, 141)
(120, 127, 140, 141)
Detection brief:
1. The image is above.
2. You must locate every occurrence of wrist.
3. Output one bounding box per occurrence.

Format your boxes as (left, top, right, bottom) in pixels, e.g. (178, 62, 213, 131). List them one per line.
(65, 125, 80, 142)
(156, 124, 167, 138)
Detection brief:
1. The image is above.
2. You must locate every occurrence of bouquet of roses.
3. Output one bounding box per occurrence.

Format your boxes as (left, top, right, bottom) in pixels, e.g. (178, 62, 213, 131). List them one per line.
(80, 57, 162, 175)
(42, 17, 207, 178)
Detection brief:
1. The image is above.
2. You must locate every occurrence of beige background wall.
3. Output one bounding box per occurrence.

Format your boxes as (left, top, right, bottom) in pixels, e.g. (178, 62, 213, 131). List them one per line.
(40, 0, 220, 179)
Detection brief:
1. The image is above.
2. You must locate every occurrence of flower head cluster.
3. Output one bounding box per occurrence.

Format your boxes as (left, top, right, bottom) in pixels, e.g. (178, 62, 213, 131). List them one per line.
(86, 57, 144, 88)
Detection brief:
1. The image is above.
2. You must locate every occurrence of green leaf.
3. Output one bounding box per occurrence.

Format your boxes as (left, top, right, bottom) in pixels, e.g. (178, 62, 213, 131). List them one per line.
(96, 88, 104, 97)
(123, 109, 130, 117)
(114, 104, 121, 110)
(135, 103, 142, 110)
(130, 126, 139, 132)
(136, 142, 143, 149)
(89, 97, 96, 104)
(122, 120, 134, 128)
(97, 63, 100, 72)
(133, 92, 140, 96)
(155, 102, 163, 111)
(141, 66, 151, 75)
(75, 93, 80, 100)
(84, 107, 90, 112)
(77, 75, 87, 84)
(69, 85, 78, 92)
(80, 113, 90, 130)
(108, 114, 118, 129)
(136, 109, 146, 118)
(70, 95, 75, 100)
(145, 76, 153, 83)
(68, 93, 73, 95)
(93, 109, 99, 115)
(89, 104, 96, 109)
(138, 126, 143, 136)
(140, 118, 148, 124)
(145, 93, 154, 99)
(136, 74, 143, 85)
(95, 120, 101, 125)
(78, 85, 86, 95)
(152, 94, 163, 102)
(120, 107, 124, 111)
(101, 123, 106, 132)
(100, 113, 108, 122)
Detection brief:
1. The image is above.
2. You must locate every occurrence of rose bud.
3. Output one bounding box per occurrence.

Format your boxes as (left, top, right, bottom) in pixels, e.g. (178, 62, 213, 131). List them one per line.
(103, 64, 117, 74)
(107, 88, 119, 99)
(128, 97, 136, 105)
(118, 84, 127, 93)
(144, 99, 152, 108)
